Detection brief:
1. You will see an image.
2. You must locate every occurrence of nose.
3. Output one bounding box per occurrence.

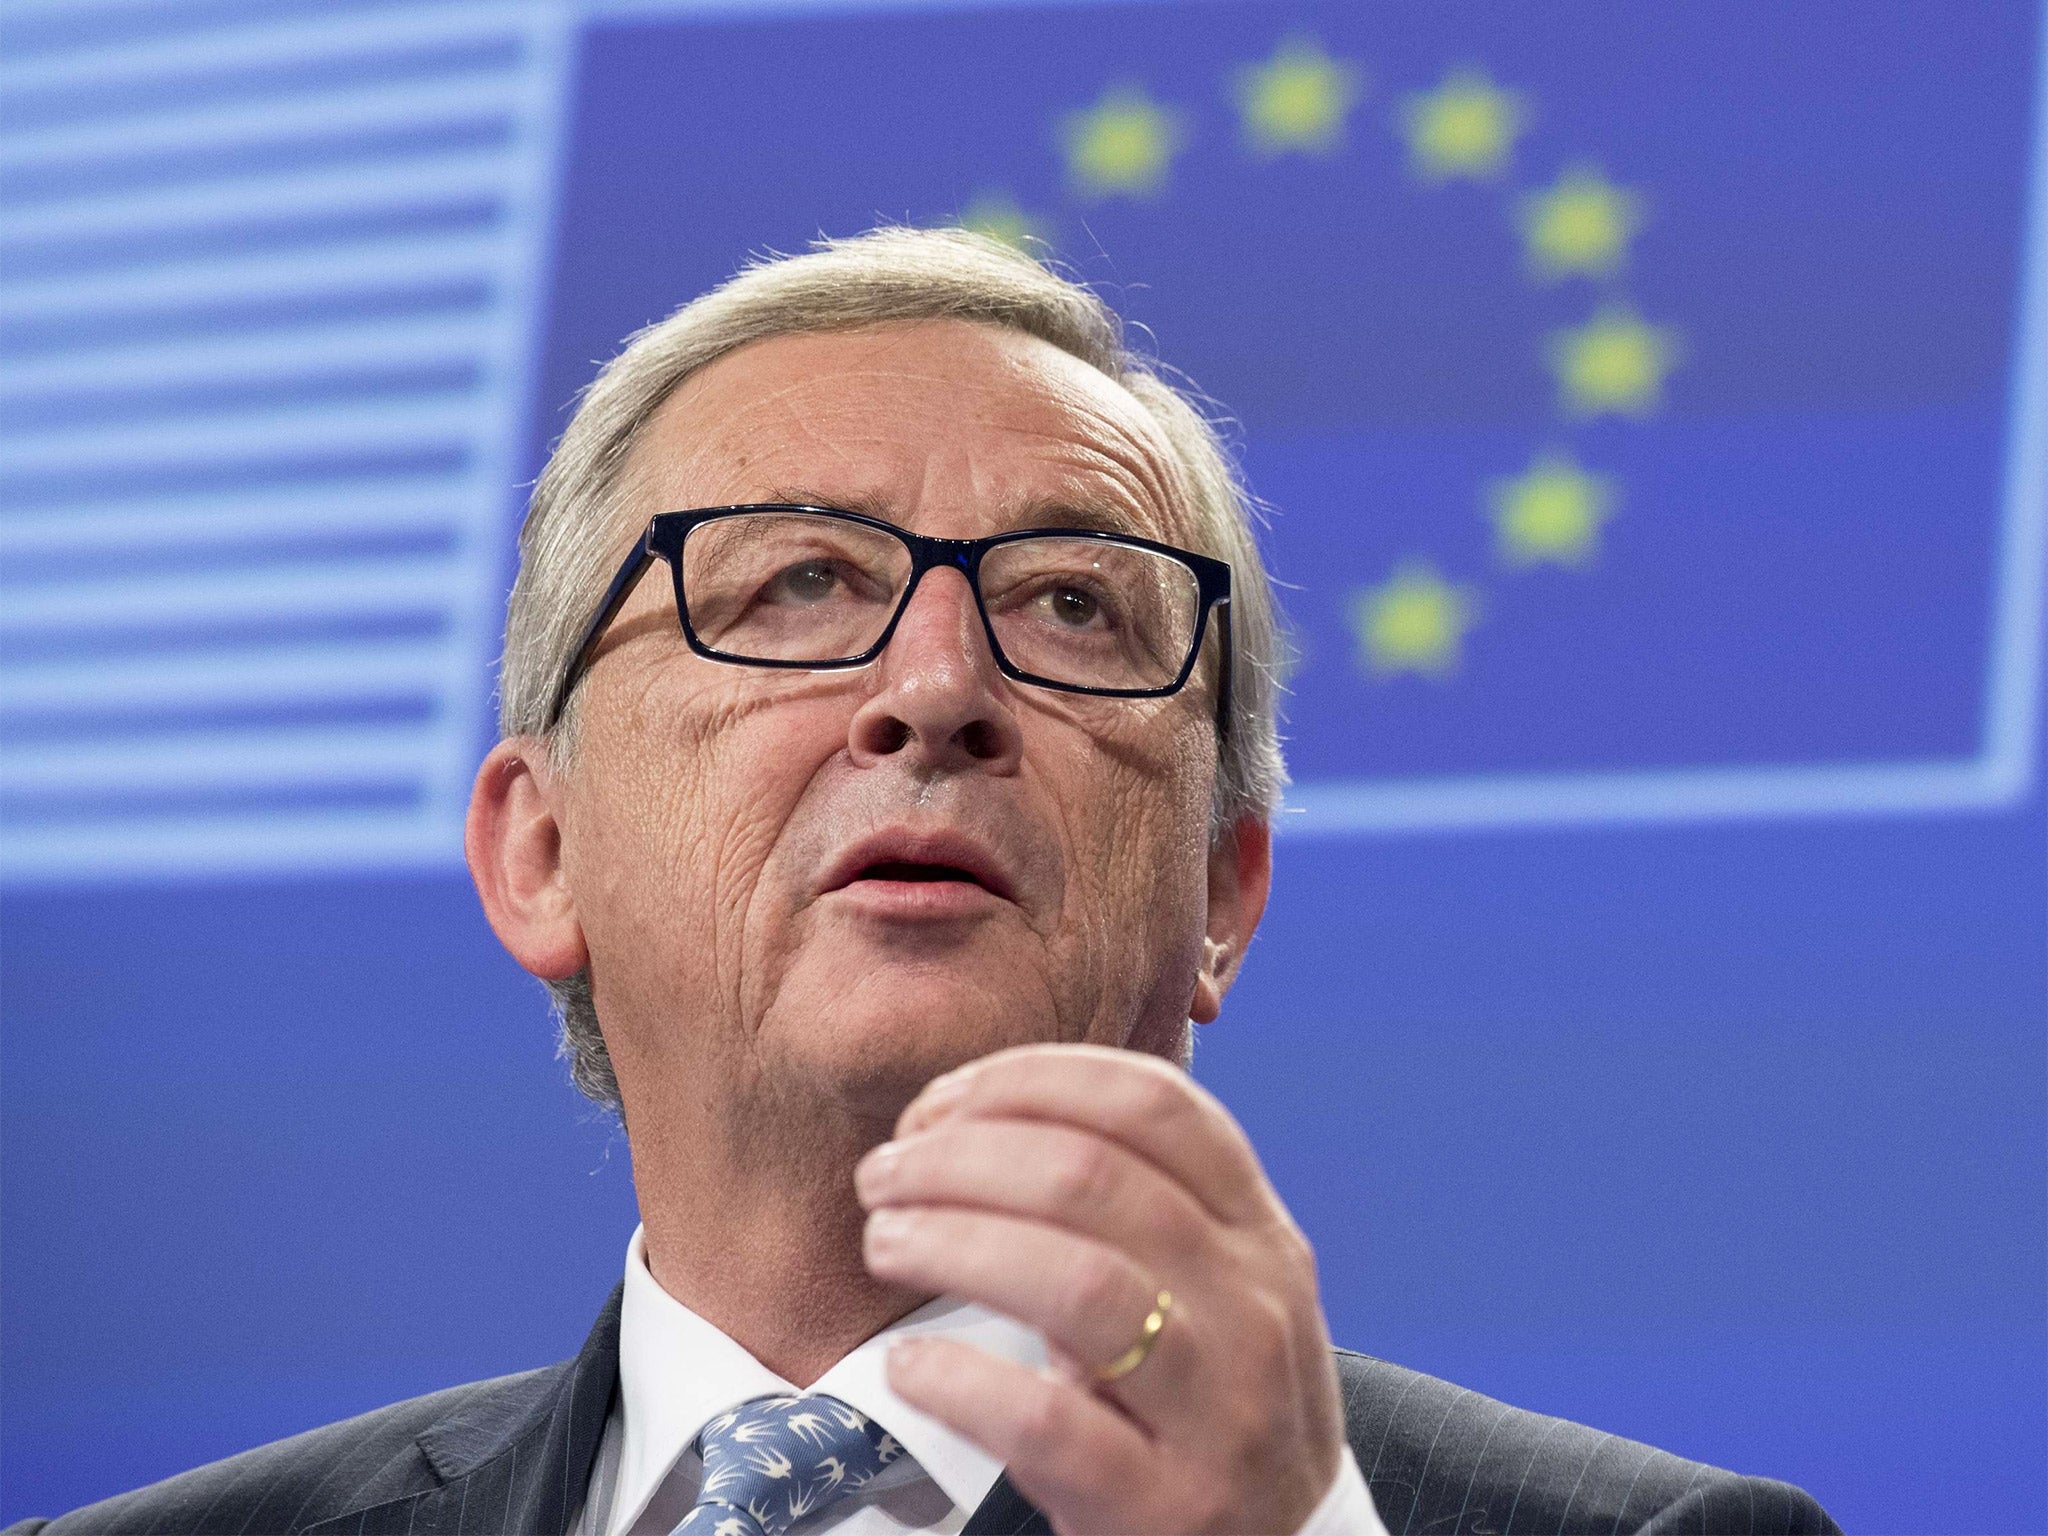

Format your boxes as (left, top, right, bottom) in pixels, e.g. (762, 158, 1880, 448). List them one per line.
(847, 565, 1023, 775)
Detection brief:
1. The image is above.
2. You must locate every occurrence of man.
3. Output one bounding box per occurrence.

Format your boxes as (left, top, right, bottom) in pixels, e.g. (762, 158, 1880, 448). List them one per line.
(10, 230, 1839, 1536)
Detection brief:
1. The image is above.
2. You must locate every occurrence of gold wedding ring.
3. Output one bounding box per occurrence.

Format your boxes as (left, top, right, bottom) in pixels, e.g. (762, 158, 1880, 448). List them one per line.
(1094, 1289, 1173, 1383)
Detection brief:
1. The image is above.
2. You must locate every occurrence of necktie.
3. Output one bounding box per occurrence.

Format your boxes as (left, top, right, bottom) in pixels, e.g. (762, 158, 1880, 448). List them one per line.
(670, 1393, 906, 1536)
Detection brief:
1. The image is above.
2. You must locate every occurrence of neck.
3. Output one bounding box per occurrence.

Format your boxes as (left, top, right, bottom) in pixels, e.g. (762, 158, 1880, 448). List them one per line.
(626, 1079, 930, 1386)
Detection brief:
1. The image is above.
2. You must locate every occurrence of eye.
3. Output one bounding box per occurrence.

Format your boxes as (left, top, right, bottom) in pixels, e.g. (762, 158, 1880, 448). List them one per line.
(765, 560, 845, 603)
(1038, 583, 1109, 629)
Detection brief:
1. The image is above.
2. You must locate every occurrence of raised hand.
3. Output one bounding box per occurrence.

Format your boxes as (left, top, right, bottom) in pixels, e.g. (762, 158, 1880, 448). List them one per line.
(857, 1043, 1347, 1536)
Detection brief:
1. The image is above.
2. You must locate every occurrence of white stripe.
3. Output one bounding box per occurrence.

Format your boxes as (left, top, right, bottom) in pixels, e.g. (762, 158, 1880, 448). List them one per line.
(1980, 0, 2048, 783)
(0, 479, 470, 554)
(0, 71, 525, 168)
(583, 0, 1151, 18)
(0, 150, 518, 249)
(1, 558, 461, 631)
(1279, 757, 2025, 836)
(0, 723, 438, 792)
(0, 639, 453, 711)
(0, 314, 495, 397)
(0, 398, 488, 475)
(0, 4, 530, 95)
(0, 226, 506, 316)
(0, 806, 464, 883)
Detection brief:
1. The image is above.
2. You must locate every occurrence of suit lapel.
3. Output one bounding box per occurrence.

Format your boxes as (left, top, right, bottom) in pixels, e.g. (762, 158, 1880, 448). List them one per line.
(961, 1473, 1053, 1536)
(300, 1284, 1049, 1536)
(303, 1286, 623, 1536)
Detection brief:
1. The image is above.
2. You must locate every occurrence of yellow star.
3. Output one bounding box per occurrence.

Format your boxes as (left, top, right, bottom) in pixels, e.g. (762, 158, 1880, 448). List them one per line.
(1545, 304, 1679, 416)
(956, 192, 1045, 252)
(1060, 85, 1186, 200)
(1234, 36, 1363, 156)
(1487, 451, 1617, 567)
(1348, 563, 1481, 679)
(1519, 165, 1643, 280)
(1400, 68, 1525, 182)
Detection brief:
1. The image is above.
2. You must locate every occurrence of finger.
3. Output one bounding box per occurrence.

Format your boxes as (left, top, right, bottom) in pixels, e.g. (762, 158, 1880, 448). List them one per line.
(864, 1205, 1187, 1389)
(886, 1337, 1162, 1533)
(897, 1044, 1271, 1226)
(855, 1117, 1213, 1264)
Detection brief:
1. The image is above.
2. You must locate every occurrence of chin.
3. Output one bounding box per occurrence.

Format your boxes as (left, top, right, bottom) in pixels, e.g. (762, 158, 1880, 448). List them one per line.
(777, 964, 1055, 1120)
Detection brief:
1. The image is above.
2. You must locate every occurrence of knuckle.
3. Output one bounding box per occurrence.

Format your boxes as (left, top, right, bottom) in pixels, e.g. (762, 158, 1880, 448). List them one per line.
(1180, 1073, 1236, 1133)
(1242, 1292, 1293, 1374)
(1069, 1248, 1132, 1322)
(1220, 1401, 1265, 1467)
(1220, 1388, 1289, 1484)
(1011, 1378, 1071, 1458)
(1151, 1192, 1205, 1256)
(1048, 1140, 1114, 1210)
(1275, 1217, 1317, 1276)
(1127, 1065, 1188, 1126)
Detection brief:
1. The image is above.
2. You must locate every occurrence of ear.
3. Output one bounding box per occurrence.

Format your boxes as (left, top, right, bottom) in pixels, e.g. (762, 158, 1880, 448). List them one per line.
(465, 738, 589, 982)
(1189, 813, 1272, 1025)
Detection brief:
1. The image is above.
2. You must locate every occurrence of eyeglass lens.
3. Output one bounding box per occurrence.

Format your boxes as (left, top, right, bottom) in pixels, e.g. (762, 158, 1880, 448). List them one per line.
(678, 511, 1202, 691)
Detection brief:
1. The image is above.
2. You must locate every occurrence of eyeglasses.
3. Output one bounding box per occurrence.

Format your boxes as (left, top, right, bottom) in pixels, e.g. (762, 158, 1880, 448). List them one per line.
(545, 504, 1234, 737)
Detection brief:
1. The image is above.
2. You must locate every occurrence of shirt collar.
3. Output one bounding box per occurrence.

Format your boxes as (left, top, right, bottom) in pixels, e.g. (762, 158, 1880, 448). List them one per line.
(612, 1224, 1046, 1533)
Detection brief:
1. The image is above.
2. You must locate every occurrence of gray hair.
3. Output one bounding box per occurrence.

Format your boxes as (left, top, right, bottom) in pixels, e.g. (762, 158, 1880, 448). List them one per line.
(498, 227, 1287, 1109)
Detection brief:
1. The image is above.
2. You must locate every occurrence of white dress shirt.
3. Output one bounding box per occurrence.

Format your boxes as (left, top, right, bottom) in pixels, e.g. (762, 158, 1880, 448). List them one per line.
(572, 1226, 1385, 1536)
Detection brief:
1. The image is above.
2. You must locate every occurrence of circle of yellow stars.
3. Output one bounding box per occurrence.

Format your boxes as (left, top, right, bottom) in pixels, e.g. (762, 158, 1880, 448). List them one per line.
(957, 39, 1682, 685)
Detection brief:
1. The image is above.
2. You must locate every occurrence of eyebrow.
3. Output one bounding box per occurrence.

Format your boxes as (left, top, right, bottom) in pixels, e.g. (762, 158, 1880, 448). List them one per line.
(755, 486, 896, 521)
(753, 486, 1151, 539)
(1020, 501, 1149, 536)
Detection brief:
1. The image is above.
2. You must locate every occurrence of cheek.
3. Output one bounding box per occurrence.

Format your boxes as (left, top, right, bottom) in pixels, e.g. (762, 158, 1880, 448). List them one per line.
(564, 675, 848, 981)
(1045, 710, 1214, 953)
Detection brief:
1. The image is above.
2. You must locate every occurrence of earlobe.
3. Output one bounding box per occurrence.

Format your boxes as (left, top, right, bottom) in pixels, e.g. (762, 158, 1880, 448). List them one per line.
(1190, 814, 1273, 1026)
(1190, 938, 1232, 1025)
(465, 740, 589, 981)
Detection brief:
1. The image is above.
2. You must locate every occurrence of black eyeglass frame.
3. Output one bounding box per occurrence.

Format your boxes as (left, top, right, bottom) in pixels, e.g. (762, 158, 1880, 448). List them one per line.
(543, 504, 1235, 739)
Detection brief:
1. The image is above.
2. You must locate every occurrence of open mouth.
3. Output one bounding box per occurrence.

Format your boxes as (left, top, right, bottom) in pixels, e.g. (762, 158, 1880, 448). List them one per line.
(820, 829, 1017, 907)
(853, 860, 988, 888)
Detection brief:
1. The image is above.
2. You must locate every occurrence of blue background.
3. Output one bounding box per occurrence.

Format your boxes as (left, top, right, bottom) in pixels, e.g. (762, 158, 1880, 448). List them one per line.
(3, 3, 2044, 1533)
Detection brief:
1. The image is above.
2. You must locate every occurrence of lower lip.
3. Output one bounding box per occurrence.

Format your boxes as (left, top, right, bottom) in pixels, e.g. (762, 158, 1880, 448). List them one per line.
(828, 878, 1004, 918)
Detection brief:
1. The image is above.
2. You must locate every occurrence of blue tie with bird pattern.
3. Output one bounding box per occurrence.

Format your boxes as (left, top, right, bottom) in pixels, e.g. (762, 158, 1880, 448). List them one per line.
(670, 1393, 906, 1536)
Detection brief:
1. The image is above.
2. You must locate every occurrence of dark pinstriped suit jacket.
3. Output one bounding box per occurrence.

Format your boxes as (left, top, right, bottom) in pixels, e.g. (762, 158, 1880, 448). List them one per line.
(6, 1287, 1838, 1536)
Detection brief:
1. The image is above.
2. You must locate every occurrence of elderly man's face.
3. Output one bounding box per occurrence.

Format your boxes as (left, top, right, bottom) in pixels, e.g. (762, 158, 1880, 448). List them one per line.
(537, 320, 1256, 1127)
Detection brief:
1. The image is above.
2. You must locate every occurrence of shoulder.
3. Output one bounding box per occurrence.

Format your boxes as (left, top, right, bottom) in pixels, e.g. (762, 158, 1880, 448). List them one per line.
(6, 1364, 566, 1536)
(1331, 1349, 1839, 1536)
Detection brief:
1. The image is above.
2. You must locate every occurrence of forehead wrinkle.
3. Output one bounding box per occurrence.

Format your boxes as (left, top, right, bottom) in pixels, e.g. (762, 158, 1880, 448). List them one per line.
(632, 367, 877, 506)
(673, 331, 1019, 454)
(1016, 382, 1191, 545)
(630, 323, 1192, 543)
(1002, 429, 1185, 544)
(680, 397, 1182, 541)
